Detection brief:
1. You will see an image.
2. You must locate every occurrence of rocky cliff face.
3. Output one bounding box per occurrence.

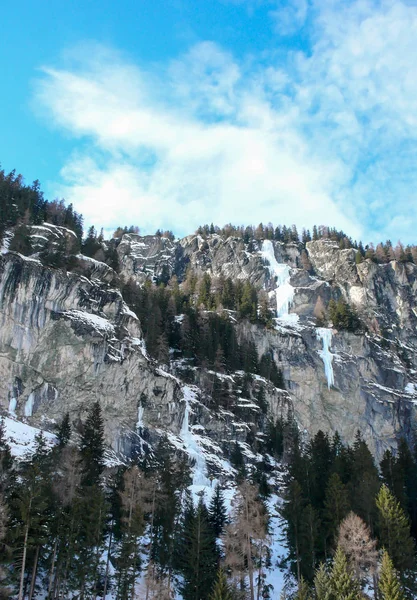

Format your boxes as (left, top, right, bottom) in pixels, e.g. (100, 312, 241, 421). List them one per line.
(1, 228, 416, 463)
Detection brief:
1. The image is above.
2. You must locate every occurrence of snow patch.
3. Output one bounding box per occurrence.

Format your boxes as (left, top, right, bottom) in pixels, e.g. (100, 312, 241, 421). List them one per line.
(60, 310, 115, 335)
(3, 417, 56, 458)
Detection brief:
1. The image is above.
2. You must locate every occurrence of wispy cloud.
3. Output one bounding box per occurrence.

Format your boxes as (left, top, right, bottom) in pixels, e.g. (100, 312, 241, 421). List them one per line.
(270, 0, 309, 35)
(33, 0, 417, 241)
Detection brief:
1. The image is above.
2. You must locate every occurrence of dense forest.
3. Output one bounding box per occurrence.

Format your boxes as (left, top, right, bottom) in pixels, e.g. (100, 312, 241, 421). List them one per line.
(1, 410, 417, 599)
(1, 167, 417, 599)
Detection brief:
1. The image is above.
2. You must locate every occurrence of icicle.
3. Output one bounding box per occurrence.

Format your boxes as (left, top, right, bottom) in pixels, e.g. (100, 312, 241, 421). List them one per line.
(136, 404, 144, 431)
(316, 328, 334, 389)
(260, 240, 298, 322)
(24, 393, 35, 417)
(8, 397, 17, 415)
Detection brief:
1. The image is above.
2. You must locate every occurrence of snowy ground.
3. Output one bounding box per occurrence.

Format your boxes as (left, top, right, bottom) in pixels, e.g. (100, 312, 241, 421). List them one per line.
(3, 415, 57, 458)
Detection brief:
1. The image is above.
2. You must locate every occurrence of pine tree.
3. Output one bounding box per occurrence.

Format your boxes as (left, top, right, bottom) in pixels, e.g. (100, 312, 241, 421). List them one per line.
(294, 577, 311, 600)
(300, 503, 320, 581)
(115, 466, 146, 599)
(324, 473, 350, 547)
(57, 412, 71, 448)
(376, 484, 415, 572)
(178, 496, 219, 600)
(349, 433, 380, 530)
(209, 483, 228, 537)
(314, 563, 331, 600)
(0, 417, 13, 491)
(0, 494, 10, 599)
(378, 550, 406, 600)
(209, 569, 233, 600)
(80, 401, 105, 487)
(328, 546, 361, 600)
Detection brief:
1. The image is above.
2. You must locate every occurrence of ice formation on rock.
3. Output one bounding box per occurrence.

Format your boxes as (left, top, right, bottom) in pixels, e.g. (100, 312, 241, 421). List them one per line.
(180, 387, 211, 490)
(24, 393, 35, 417)
(8, 397, 17, 415)
(136, 404, 144, 431)
(261, 240, 298, 323)
(316, 327, 334, 389)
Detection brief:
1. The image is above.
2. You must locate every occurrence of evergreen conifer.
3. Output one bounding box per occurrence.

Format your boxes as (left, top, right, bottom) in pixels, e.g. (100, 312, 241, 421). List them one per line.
(376, 484, 415, 572)
(378, 550, 406, 600)
(209, 569, 233, 600)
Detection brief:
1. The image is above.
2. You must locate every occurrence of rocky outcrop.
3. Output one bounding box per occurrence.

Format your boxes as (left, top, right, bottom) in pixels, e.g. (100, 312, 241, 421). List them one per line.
(0, 252, 183, 453)
(1, 231, 416, 462)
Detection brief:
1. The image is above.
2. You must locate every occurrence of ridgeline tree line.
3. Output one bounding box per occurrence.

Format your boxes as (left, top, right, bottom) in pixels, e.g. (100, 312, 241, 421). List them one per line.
(1, 405, 417, 599)
(2, 166, 417, 269)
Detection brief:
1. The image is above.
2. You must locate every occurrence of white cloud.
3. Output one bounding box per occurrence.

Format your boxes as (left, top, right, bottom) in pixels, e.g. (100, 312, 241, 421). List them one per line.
(35, 42, 355, 238)
(34, 0, 417, 242)
(270, 0, 309, 35)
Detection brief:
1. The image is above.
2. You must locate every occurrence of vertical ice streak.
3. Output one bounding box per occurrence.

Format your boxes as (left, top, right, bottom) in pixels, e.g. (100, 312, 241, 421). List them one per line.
(8, 397, 17, 415)
(260, 240, 298, 322)
(137, 404, 144, 431)
(24, 393, 35, 417)
(316, 328, 334, 389)
(181, 387, 210, 490)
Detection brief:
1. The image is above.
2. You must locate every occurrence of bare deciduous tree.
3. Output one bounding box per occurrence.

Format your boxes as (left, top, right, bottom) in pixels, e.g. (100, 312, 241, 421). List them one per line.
(337, 512, 378, 580)
(223, 482, 269, 600)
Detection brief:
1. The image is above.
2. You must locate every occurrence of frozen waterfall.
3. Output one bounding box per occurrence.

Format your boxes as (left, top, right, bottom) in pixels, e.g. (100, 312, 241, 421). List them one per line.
(260, 240, 298, 323)
(24, 393, 35, 417)
(316, 328, 334, 389)
(181, 387, 211, 490)
(136, 404, 144, 431)
(8, 397, 17, 415)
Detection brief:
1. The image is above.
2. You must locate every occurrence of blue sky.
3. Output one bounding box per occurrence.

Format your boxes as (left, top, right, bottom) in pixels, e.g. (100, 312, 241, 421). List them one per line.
(2, 0, 417, 242)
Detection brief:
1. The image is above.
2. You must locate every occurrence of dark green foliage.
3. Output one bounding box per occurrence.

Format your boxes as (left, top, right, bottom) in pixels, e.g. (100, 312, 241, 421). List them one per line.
(208, 484, 228, 537)
(323, 473, 350, 547)
(57, 412, 71, 448)
(229, 442, 246, 479)
(349, 433, 380, 530)
(376, 484, 415, 573)
(82, 225, 103, 258)
(259, 352, 284, 388)
(328, 298, 361, 332)
(264, 417, 284, 459)
(0, 418, 13, 488)
(177, 497, 219, 600)
(0, 168, 83, 243)
(8, 223, 32, 255)
(80, 401, 105, 487)
(282, 429, 386, 582)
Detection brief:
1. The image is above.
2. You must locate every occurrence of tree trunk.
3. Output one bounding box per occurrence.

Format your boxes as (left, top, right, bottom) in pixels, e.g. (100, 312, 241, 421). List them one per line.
(145, 487, 157, 600)
(102, 521, 114, 600)
(28, 545, 40, 600)
(47, 538, 58, 599)
(18, 501, 32, 600)
(256, 541, 263, 600)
